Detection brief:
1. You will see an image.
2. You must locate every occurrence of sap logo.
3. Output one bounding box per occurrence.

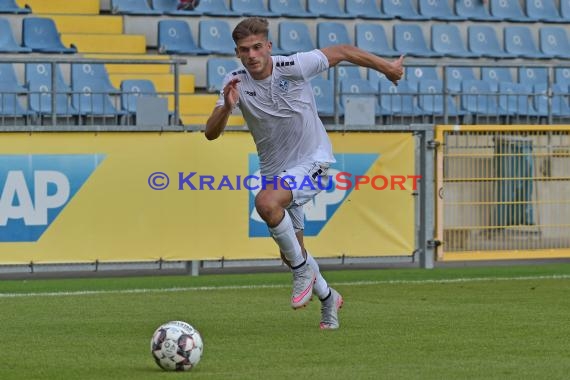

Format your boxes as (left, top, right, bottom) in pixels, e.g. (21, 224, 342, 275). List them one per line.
(248, 153, 379, 237)
(0, 154, 105, 242)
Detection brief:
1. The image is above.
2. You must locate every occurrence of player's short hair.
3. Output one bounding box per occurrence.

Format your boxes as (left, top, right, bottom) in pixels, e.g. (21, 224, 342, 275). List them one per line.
(232, 17, 269, 44)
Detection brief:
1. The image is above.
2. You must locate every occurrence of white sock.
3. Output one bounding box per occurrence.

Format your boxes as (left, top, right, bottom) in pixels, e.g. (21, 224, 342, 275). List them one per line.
(305, 252, 330, 300)
(268, 212, 304, 268)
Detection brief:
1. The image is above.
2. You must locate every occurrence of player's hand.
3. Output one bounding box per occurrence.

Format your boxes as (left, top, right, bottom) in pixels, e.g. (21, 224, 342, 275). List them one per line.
(222, 78, 240, 110)
(385, 55, 405, 86)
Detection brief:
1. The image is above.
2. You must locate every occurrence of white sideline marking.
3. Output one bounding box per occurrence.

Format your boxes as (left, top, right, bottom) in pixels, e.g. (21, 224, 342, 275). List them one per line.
(0, 274, 569, 299)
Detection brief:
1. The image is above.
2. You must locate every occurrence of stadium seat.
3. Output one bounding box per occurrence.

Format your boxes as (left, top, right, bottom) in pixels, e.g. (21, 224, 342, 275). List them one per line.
(468, 25, 514, 59)
(0, 0, 31, 13)
(418, 0, 466, 20)
(456, 0, 500, 21)
(417, 79, 464, 116)
(504, 26, 550, 59)
(431, 24, 479, 58)
(26, 63, 79, 117)
(382, 0, 430, 20)
(367, 69, 389, 90)
(267, 31, 290, 56)
(199, 20, 235, 55)
(490, 0, 538, 22)
(526, 0, 565, 23)
(158, 20, 210, 55)
(120, 79, 161, 114)
(198, 0, 239, 16)
(307, 0, 353, 18)
(498, 82, 537, 116)
(461, 80, 501, 115)
(341, 78, 381, 115)
(519, 67, 548, 86)
(406, 66, 440, 86)
(534, 83, 570, 116)
(539, 27, 570, 59)
(71, 63, 119, 94)
(445, 67, 477, 92)
(311, 77, 336, 116)
(232, 0, 280, 17)
(317, 22, 351, 49)
(555, 67, 570, 88)
(393, 24, 442, 58)
(71, 81, 124, 118)
(111, 0, 163, 14)
(481, 67, 515, 91)
(279, 22, 315, 53)
(0, 63, 30, 118)
(329, 65, 363, 84)
(345, 0, 391, 19)
(378, 79, 421, 116)
(151, 0, 203, 15)
(268, 0, 317, 18)
(206, 58, 239, 92)
(22, 17, 77, 54)
(0, 18, 31, 53)
(355, 24, 400, 57)
(562, 0, 570, 20)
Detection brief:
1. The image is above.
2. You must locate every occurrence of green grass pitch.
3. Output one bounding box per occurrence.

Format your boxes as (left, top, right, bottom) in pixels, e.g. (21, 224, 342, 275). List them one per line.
(0, 263, 569, 379)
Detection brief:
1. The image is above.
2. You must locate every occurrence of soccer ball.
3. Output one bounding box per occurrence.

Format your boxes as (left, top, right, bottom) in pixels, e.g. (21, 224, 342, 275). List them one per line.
(150, 320, 204, 371)
(177, 0, 200, 10)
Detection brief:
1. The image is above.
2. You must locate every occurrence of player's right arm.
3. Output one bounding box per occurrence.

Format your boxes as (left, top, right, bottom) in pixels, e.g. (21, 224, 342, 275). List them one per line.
(205, 78, 240, 140)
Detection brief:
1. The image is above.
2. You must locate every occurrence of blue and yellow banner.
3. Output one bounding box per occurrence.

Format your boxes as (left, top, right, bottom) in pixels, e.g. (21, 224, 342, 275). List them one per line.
(0, 132, 415, 264)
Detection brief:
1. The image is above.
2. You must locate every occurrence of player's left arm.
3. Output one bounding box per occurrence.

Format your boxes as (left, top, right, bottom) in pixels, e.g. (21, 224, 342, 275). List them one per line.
(321, 45, 404, 85)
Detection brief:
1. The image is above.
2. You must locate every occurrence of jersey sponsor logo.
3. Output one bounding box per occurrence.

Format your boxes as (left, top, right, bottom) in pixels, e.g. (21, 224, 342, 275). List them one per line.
(248, 153, 379, 237)
(0, 154, 105, 242)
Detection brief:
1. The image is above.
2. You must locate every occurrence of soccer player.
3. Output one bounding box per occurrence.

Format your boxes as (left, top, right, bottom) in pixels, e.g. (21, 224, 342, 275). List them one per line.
(205, 17, 404, 329)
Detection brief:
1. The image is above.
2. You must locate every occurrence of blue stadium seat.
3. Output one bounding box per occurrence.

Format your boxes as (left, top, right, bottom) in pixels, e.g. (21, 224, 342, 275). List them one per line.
(446, 67, 477, 93)
(461, 80, 501, 115)
(151, 0, 203, 15)
(498, 82, 537, 116)
(456, 0, 500, 21)
(311, 77, 336, 116)
(267, 31, 289, 56)
(341, 78, 381, 115)
(431, 24, 479, 58)
(504, 26, 550, 59)
(345, 0, 391, 19)
(562, 0, 570, 20)
(269, 0, 317, 18)
(199, 20, 236, 55)
(378, 79, 421, 116)
(367, 69, 388, 90)
(481, 67, 515, 91)
(418, 0, 466, 20)
(0, 0, 30, 13)
(382, 0, 430, 20)
(526, 0, 565, 23)
(307, 0, 353, 18)
(206, 58, 239, 92)
(232, 0, 280, 17)
(555, 68, 570, 88)
(22, 17, 77, 54)
(120, 79, 160, 114)
(0, 63, 29, 118)
(317, 22, 351, 49)
(72, 63, 119, 94)
(111, 0, 163, 14)
(406, 66, 440, 86)
(468, 25, 514, 59)
(158, 20, 210, 55)
(490, 0, 537, 22)
(519, 67, 548, 86)
(198, 0, 239, 16)
(539, 27, 570, 59)
(71, 81, 124, 118)
(26, 63, 79, 116)
(279, 22, 315, 53)
(534, 83, 570, 117)
(355, 24, 400, 57)
(0, 18, 31, 53)
(329, 66, 362, 84)
(393, 24, 442, 58)
(417, 79, 463, 116)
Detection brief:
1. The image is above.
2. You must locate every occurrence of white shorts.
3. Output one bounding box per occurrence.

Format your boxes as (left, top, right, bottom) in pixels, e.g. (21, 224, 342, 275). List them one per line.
(277, 162, 331, 232)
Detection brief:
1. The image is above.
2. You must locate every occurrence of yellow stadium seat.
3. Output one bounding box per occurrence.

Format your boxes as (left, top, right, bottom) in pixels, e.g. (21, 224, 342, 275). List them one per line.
(61, 34, 146, 54)
(17, 0, 100, 14)
(83, 55, 173, 75)
(109, 74, 195, 94)
(50, 15, 123, 34)
(181, 115, 245, 127)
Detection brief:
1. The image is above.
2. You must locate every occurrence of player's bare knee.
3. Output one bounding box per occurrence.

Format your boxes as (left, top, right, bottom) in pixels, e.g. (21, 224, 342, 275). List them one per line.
(255, 196, 282, 224)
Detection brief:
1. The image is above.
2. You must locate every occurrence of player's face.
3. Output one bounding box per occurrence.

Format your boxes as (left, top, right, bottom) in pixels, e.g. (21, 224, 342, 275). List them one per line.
(235, 34, 272, 80)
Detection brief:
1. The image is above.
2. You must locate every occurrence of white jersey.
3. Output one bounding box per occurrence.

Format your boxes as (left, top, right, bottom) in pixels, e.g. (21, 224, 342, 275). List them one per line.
(216, 49, 335, 177)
